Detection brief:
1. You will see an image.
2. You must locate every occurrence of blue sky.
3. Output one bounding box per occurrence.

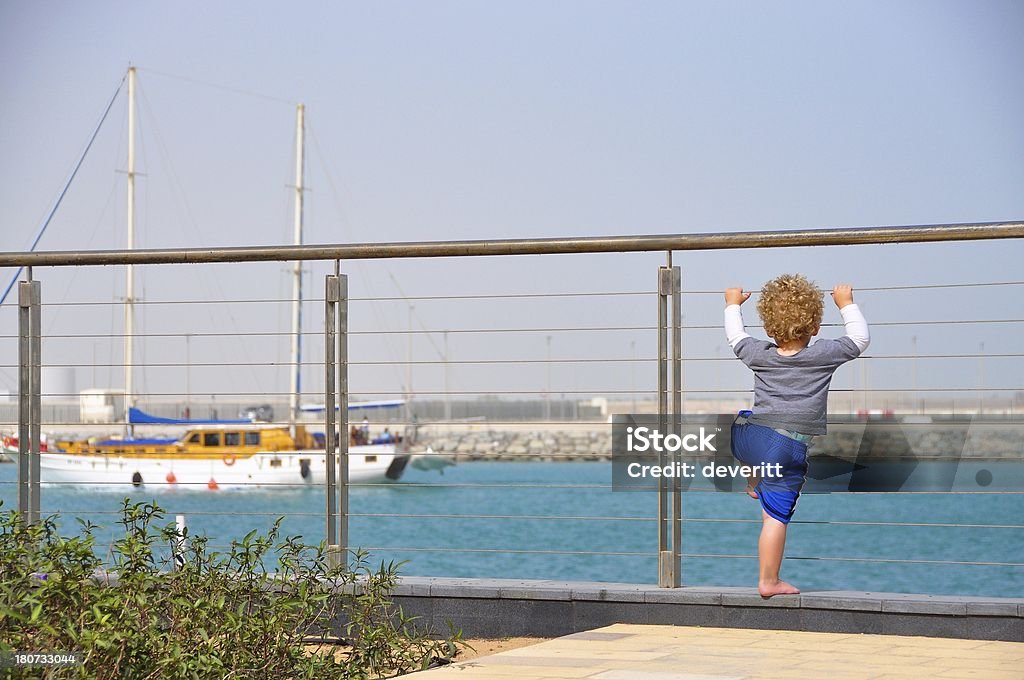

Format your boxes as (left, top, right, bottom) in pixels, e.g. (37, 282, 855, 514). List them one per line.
(0, 1, 1021, 406)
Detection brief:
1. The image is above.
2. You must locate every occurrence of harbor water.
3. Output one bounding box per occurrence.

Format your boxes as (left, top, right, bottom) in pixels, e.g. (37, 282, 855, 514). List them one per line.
(1, 461, 1021, 598)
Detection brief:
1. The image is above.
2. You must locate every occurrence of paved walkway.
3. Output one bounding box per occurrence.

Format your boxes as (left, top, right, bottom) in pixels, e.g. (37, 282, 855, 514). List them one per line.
(414, 623, 1024, 679)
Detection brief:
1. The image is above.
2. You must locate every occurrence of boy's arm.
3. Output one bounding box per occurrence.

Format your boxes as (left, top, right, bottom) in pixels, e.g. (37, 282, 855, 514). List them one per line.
(833, 285, 870, 354)
(724, 288, 752, 349)
(724, 306, 750, 348)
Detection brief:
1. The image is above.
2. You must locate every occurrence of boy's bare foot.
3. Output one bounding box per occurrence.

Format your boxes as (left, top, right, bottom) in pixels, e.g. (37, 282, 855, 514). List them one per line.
(758, 579, 800, 598)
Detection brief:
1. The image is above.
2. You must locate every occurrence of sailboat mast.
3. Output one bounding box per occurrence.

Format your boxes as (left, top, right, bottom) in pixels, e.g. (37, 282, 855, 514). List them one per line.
(288, 104, 305, 426)
(124, 66, 137, 434)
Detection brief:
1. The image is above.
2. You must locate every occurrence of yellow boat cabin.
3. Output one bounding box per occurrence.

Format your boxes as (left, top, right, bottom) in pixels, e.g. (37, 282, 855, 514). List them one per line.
(55, 425, 318, 457)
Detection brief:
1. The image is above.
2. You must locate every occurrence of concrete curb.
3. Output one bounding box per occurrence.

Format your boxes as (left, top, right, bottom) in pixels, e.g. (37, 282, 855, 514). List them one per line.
(387, 577, 1024, 642)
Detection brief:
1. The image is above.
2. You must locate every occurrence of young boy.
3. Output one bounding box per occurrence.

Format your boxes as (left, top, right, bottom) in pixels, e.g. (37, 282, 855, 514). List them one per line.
(724, 274, 869, 597)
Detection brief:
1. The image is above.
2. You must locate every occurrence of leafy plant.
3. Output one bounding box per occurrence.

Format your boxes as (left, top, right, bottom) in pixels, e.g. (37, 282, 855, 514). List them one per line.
(0, 500, 463, 678)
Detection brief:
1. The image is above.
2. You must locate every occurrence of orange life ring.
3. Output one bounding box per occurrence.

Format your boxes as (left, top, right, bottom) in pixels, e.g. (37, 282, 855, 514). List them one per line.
(223, 455, 236, 466)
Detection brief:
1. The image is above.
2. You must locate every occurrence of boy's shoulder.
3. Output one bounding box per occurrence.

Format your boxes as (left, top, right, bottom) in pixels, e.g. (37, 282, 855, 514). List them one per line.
(733, 336, 775, 363)
(807, 336, 859, 357)
(734, 336, 774, 352)
(799, 337, 862, 366)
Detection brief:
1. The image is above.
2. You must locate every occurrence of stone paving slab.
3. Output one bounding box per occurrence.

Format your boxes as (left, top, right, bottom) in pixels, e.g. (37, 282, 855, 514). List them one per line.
(409, 623, 1024, 679)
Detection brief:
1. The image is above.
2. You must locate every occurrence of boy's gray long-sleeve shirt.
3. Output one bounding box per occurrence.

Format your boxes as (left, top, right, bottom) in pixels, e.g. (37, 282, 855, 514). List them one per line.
(724, 303, 870, 435)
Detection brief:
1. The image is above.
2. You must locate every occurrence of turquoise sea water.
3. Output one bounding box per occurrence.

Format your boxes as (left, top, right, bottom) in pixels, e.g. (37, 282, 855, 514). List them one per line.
(1, 461, 1021, 598)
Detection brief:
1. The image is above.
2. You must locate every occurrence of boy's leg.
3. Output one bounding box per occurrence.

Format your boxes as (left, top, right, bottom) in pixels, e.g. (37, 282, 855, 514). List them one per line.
(758, 509, 799, 598)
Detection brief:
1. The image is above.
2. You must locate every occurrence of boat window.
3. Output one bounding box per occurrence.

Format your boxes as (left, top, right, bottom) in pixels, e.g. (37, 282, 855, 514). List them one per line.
(365, 455, 378, 463)
(225, 432, 240, 446)
(188, 433, 200, 444)
(244, 432, 260, 446)
(203, 433, 221, 447)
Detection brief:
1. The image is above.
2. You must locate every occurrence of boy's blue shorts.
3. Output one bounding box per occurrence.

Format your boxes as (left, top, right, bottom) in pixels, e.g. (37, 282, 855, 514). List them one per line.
(730, 413, 809, 524)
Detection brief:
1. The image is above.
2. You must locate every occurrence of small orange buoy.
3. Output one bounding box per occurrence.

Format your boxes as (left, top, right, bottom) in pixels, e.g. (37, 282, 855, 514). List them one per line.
(207, 478, 219, 490)
(166, 471, 177, 484)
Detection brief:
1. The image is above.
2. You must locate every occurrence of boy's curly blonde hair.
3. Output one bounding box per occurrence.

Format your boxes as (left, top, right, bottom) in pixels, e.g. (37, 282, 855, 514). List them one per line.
(757, 274, 823, 344)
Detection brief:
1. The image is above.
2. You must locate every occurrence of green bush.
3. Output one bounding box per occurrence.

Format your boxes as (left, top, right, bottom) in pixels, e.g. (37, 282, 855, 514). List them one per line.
(0, 500, 463, 678)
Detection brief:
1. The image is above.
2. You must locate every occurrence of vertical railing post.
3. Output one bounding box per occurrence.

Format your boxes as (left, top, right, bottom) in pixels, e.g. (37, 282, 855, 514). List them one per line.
(325, 273, 339, 565)
(29, 278, 41, 526)
(670, 265, 682, 587)
(657, 265, 671, 586)
(337, 273, 349, 562)
(17, 275, 42, 525)
(657, 261, 682, 587)
(17, 280, 31, 520)
(172, 515, 188, 570)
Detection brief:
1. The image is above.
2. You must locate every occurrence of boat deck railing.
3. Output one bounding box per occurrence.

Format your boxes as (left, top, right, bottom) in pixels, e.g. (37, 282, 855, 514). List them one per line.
(1, 221, 1023, 592)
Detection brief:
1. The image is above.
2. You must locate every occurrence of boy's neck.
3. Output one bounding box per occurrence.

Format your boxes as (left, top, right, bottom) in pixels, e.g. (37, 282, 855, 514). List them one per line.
(776, 336, 812, 355)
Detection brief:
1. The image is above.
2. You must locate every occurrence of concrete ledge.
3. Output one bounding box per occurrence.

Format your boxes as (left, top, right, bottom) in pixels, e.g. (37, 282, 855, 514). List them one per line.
(800, 593, 882, 612)
(389, 577, 1024, 642)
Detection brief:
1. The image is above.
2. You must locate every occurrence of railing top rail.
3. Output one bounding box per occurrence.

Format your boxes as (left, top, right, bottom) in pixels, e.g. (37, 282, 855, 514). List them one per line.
(1, 221, 1022, 267)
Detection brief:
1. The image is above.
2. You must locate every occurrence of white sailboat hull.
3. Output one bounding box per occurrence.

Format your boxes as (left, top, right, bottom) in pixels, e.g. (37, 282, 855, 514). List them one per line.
(17, 444, 408, 489)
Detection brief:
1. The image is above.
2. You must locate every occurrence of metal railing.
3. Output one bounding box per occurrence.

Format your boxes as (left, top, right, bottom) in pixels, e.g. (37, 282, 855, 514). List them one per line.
(2, 220, 1023, 592)
(1, 220, 1022, 266)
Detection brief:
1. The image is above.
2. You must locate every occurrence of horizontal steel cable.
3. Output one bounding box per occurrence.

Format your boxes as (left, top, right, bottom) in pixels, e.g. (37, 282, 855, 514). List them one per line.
(21, 279, 1024, 307)
(5, 450, 1023, 463)
(10, 351, 1022, 369)
(18, 506, 1024, 529)
(4, 318, 1024, 340)
(112, 542, 1024, 567)
(306, 545, 1024, 567)
(191, 545, 659, 556)
(1, 389, 1019, 399)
